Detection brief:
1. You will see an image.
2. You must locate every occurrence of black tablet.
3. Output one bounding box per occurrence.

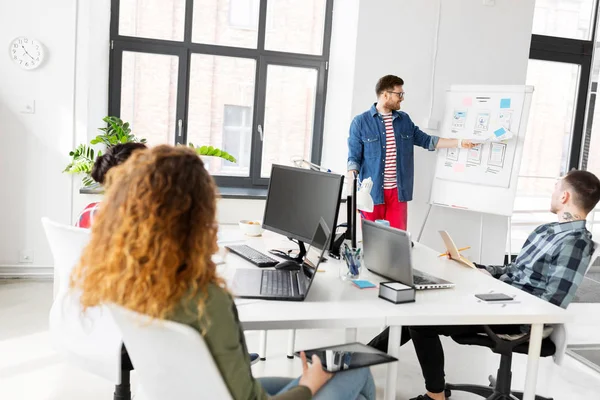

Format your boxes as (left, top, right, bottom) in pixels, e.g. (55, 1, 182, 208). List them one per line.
(475, 293, 514, 302)
(294, 342, 398, 372)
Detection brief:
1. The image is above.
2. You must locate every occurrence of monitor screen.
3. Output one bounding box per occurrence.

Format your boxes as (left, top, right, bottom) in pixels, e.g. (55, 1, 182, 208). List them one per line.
(263, 165, 344, 244)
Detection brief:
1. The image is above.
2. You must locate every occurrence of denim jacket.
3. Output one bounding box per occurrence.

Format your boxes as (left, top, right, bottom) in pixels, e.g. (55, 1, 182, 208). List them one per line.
(347, 104, 439, 204)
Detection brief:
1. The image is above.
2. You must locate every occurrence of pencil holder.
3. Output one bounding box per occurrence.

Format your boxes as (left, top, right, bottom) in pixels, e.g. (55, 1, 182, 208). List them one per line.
(340, 244, 362, 280)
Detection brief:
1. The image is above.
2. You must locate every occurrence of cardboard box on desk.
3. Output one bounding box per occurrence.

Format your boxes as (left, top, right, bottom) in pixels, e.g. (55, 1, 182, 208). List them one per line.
(379, 282, 415, 304)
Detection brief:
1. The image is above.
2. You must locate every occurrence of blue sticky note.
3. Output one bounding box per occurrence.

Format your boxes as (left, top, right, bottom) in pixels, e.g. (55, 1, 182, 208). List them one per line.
(500, 98, 511, 109)
(352, 280, 377, 289)
(494, 127, 506, 137)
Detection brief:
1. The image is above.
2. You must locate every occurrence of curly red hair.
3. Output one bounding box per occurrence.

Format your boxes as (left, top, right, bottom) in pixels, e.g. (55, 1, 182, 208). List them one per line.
(71, 145, 222, 322)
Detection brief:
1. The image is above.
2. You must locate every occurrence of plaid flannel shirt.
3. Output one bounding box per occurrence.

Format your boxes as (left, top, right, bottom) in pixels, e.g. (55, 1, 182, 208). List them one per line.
(484, 220, 594, 309)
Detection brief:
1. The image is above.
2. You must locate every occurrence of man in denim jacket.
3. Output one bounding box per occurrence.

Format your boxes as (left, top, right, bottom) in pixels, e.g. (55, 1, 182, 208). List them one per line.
(348, 75, 476, 230)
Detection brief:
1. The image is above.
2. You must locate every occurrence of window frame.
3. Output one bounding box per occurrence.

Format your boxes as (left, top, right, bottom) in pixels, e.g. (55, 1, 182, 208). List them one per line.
(509, 1, 600, 257)
(108, 0, 334, 188)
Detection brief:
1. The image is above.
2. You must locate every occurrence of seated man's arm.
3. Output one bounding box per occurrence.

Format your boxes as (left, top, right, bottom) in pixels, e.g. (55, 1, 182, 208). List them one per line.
(541, 238, 592, 308)
(474, 262, 507, 278)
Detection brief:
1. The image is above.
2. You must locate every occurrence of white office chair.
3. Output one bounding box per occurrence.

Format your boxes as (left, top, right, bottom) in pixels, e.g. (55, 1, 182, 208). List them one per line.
(42, 218, 130, 400)
(108, 304, 233, 400)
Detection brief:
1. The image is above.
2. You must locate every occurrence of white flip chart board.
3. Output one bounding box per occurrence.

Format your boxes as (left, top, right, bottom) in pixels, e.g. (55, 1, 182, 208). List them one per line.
(429, 85, 534, 217)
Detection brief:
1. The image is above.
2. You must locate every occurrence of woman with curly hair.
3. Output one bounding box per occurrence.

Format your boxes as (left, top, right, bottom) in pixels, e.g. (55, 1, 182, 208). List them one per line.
(71, 145, 375, 400)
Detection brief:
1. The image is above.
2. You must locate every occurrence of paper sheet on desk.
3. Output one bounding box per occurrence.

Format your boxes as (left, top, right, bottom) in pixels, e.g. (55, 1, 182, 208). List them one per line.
(212, 253, 226, 265)
(217, 230, 246, 245)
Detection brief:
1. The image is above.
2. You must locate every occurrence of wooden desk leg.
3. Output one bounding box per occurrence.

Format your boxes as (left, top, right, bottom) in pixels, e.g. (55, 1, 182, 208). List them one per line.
(523, 323, 543, 400)
(259, 330, 267, 361)
(287, 330, 296, 359)
(384, 325, 401, 400)
(345, 328, 358, 343)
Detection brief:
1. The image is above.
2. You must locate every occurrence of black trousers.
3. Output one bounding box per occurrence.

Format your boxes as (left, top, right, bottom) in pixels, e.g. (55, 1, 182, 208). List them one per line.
(367, 324, 522, 394)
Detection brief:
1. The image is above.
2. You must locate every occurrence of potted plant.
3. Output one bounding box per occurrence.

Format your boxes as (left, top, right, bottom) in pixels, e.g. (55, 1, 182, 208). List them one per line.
(64, 116, 236, 187)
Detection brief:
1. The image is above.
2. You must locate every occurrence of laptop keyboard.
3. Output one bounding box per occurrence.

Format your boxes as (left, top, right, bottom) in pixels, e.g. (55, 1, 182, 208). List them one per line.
(261, 270, 292, 296)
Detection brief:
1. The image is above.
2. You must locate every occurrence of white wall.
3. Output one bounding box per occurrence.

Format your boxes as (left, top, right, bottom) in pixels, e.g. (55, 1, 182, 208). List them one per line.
(322, 0, 536, 263)
(71, 0, 111, 223)
(0, 0, 77, 270)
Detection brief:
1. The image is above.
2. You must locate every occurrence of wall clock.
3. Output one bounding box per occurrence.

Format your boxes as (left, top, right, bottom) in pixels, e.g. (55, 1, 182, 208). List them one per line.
(9, 37, 45, 70)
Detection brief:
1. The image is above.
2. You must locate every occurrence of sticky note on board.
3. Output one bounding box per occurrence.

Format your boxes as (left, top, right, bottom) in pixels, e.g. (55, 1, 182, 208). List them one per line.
(453, 163, 466, 173)
(352, 280, 377, 289)
(463, 97, 473, 107)
(494, 127, 506, 137)
(500, 98, 511, 109)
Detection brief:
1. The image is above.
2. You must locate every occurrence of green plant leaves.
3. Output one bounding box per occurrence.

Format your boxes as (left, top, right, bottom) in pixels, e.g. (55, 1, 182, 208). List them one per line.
(66, 117, 237, 188)
(65, 116, 146, 186)
(188, 143, 236, 163)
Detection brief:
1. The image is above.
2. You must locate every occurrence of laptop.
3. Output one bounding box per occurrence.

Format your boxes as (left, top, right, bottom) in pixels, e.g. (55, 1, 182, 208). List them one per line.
(231, 219, 332, 301)
(362, 220, 454, 290)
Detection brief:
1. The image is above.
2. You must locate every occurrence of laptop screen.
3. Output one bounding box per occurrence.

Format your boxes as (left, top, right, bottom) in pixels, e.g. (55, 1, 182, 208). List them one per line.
(298, 218, 331, 292)
(362, 219, 414, 286)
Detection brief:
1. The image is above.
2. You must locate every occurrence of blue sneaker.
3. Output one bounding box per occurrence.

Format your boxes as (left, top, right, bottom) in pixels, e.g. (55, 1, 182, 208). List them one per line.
(249, 353, 260, 365)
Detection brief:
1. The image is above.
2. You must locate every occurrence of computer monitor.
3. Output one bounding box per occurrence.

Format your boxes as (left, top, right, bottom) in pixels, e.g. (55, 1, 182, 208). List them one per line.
(263, 164, 344, 261)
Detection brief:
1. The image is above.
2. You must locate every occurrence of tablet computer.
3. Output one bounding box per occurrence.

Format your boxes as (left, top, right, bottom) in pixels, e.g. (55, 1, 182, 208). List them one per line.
(294, 342, 398, 372)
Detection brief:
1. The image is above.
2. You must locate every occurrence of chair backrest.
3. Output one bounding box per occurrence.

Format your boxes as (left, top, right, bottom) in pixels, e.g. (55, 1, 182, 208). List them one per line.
(41, 217, 91, 298)
(586, 240, 600, 274)
(42, 217, 123, 383)
(553, 240, 600, 366)
(108, 304, 232, 400)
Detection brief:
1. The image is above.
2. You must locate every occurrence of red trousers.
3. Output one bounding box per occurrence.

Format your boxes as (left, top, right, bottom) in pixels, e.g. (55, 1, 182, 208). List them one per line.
(361, 187, 407, 230)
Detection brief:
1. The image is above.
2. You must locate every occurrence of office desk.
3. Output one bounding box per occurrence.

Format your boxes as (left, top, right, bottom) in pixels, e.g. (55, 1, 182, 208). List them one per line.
(219, 230, 569, 400)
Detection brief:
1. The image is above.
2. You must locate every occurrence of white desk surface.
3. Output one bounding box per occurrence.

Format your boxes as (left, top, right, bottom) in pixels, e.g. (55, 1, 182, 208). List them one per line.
(217, 229, 569, 331)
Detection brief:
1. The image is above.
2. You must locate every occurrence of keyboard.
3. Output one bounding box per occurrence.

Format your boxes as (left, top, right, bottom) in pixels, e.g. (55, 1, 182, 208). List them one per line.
(261, 270, 292, 296)
(226, 245, 278, 268)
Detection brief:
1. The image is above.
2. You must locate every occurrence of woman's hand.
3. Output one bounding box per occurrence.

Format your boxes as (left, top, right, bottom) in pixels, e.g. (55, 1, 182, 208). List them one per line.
(298, 351, 332, 395)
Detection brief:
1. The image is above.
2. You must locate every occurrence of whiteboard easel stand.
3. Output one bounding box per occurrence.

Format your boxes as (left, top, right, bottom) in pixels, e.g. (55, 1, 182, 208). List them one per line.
(420, 84, 533, 266)
(507, 216, 512, 264)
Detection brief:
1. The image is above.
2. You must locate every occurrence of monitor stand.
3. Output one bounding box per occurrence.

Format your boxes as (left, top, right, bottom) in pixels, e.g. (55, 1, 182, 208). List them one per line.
(269, 240, 307, 263)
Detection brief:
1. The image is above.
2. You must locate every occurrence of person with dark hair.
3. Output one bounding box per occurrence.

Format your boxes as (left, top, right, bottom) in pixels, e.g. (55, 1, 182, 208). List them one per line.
(368, 169, 600, 400)
(72, 145, 376, 400)
(348, 75, 477, 230)
(75, 142, 147, 229)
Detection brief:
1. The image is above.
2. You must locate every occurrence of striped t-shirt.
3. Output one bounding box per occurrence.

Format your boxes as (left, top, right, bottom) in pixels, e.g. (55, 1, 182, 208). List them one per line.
(382, 113, 397, 189)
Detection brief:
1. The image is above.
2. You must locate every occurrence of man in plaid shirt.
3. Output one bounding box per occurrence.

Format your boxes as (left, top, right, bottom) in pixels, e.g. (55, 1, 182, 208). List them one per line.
(368, 170, 600, 400)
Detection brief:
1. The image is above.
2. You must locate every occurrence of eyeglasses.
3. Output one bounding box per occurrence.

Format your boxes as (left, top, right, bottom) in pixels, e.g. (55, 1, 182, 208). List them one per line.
(387, 90, 405, 99)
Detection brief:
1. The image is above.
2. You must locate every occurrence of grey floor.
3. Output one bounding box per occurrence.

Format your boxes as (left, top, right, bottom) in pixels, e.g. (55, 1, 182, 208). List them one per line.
(2, 279, 600, 400)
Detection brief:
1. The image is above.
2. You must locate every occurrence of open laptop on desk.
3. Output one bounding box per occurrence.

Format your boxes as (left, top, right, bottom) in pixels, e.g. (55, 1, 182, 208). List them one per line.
(231, 219, 332, 301)
(362, 220, 454, 290)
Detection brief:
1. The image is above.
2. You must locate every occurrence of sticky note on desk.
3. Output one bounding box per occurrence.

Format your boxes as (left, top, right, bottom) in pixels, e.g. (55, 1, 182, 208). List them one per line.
(500, 98, 511, 109)
(352, 280, 377, 289)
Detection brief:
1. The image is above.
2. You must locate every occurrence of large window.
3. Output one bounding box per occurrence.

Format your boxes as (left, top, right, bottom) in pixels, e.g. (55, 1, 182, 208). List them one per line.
(512, 0, 599, 253)
(109, 0, 334, 187)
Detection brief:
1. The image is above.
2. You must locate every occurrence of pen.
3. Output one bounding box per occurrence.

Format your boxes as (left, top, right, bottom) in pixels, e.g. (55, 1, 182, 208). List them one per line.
(438, 246, 471, 257)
